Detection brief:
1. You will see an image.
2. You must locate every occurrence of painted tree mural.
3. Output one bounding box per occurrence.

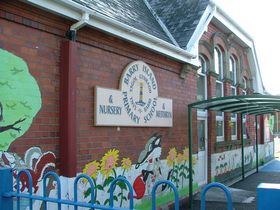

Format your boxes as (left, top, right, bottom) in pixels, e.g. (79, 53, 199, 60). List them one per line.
(0, 48, 41, 151)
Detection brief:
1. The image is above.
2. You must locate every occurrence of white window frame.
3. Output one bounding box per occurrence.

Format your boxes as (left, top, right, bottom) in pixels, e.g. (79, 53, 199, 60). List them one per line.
(242, 115, 247, 139)
(242, 77, 247, 95)
(214, 47, 224, 142)
(242, 77, 247, 138)
(231, 87, 237, 140)
(230, 56, 237, 140)
(197, 56, 208, 118)
(229, 56, 237, 85)
(216, 113, 224, 142)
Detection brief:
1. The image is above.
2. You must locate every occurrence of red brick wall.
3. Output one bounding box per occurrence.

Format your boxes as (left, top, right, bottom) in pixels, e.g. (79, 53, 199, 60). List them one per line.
(0, 0, 68, 157)
(0, 0, 198, 172)
(75, 29, 198, 169)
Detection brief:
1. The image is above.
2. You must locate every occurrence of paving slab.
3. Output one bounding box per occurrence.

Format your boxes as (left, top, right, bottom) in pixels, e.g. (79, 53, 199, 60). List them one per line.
(194, 187, 255, 203)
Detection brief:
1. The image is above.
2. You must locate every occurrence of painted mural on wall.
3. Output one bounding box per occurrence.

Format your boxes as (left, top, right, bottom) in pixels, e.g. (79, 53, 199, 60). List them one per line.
(259, 142, 274, 163)
(211, 146, 255, 182)
(0, 48, 41, 151)
(0, 147, 56, 209)
(52, 133, 198, 209)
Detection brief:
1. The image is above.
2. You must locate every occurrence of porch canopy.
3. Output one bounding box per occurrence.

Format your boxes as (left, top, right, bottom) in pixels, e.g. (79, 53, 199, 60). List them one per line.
(187, 94, 280, 209)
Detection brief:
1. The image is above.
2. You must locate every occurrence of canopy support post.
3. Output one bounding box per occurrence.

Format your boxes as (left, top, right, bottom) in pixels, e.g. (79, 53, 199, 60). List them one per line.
(255, 115, 259, 173)
(188, 105, 193, 209)
(241, 113, 245, 180)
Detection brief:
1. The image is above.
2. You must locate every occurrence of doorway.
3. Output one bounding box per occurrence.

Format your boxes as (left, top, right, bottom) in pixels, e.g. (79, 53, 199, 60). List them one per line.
(197, 118, 208, 186)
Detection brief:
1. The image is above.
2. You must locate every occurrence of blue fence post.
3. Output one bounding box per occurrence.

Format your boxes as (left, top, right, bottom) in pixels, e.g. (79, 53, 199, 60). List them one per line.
(200, 182, 233, 210)
(0, 168, 13, 210)
(151, 180, 179, 210)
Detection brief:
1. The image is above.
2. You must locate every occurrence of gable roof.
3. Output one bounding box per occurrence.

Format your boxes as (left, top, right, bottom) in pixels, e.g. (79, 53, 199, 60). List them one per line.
(147, 0, 209, 49)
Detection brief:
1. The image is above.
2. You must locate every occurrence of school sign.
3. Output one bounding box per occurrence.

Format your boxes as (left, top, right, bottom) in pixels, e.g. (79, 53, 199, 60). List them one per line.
(95, 61, 173, 127)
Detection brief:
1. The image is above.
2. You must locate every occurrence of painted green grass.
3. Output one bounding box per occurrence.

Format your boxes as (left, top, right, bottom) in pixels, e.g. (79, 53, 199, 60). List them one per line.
(134, 183, 199, 210)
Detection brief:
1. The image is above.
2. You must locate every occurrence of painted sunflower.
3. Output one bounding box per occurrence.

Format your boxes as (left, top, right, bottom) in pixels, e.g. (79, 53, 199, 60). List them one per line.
(177, 153, 184, 164)
(121, 157, 132, 170)
(182, 147, 189, 161)
(192, 156, 197, 166)
(83, 160, 100, 182)
(100, 149, 119, 178)
(167, 148, 177, 167)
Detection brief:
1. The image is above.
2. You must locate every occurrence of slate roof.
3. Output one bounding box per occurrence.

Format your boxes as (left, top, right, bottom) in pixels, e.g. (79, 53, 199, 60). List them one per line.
(148, 0, 209, 48)
(71, 0, 209, 49)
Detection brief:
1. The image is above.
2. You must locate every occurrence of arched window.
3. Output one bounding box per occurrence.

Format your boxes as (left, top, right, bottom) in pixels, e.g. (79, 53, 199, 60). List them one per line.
(214, 46, 224, 142)
(197, 56, 207, 101)
(214, 47, 223, 79)
(214, 47, 223, 98)
(229, 56, 237, 84)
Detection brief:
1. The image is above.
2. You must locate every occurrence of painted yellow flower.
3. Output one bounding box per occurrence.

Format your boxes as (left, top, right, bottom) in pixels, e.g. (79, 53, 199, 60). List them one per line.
(183, 147, 189, 161)
(100, 149, 119, 178)
(167, 148, 177, 167)
(82, 160, 100, 183)
(121, 157, 132, 170)
(177, 153, 184, 164)
(192, 156, 197, 166)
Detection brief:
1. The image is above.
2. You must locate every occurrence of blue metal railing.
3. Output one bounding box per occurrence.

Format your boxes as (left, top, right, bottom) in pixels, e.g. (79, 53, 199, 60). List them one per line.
(200, 182, 233, 210)
(0, 168, 179, 210)
(151, 180, 179, 210)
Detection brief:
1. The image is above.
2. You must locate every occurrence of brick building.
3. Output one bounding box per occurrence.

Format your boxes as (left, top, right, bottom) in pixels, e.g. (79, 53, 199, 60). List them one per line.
(0, 0, 274, 209)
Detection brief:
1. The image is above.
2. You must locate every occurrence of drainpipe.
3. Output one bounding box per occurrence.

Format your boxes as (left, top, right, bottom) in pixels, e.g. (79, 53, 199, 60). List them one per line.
(59, 12, 89, 177)
(66, 12, 90, 41)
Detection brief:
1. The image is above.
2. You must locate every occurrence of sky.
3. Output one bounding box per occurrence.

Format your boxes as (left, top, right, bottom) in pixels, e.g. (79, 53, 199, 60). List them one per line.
(213, 0, 280, 95)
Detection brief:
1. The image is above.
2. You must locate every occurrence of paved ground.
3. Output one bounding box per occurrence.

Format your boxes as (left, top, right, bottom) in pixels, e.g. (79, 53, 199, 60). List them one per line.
(189, 158, 280, 210)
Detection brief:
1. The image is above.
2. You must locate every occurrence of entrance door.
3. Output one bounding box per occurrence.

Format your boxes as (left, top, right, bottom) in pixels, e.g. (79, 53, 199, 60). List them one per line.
(197, 119, 207, 186)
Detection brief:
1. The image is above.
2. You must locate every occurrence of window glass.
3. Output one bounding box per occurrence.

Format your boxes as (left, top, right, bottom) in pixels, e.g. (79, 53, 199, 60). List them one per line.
(231, 122, 237, 137)
(197, 56, 207, 101)
(229, 56, 237, 84)
(216, 82, 223, 97)
(215, 47, 224, 142)
(214, 47, 223, 79)
(216, 120, 224, 140)
(243, 77, 247, 95)
(197, 76, 205, 101)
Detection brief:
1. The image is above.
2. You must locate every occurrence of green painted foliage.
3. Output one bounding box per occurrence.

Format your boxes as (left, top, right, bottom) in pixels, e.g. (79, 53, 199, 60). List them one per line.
(0, 49, 41, 150)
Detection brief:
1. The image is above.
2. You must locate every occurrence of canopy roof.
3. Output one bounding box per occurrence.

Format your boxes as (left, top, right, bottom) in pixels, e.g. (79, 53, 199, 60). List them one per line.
(189, 94, 280, 115)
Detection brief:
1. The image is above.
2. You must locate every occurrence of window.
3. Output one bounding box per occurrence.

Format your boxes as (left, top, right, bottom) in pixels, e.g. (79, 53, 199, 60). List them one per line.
(242, 77, 247, 95)
(242, 77, 247, 138)
(230, 56, 237, 140)
(242, 114, 247, 139)
(229, 56, 237, 84)
(214, 47, 223, 100)
(230, 88, 237, 140)
(214, 47, 223, 78)
(214, 47, 224, 141)
(197, 56, 207, 101)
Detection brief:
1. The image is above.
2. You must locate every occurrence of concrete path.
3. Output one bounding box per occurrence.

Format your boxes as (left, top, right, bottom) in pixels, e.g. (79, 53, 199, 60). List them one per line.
(190, 159, 280, 210)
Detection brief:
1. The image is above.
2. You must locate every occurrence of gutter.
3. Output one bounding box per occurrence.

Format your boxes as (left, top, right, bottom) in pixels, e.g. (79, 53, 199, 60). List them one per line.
(25, 0, 196, 63)
(67, 12, 89, 41)
(70, 12, 89, 32)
